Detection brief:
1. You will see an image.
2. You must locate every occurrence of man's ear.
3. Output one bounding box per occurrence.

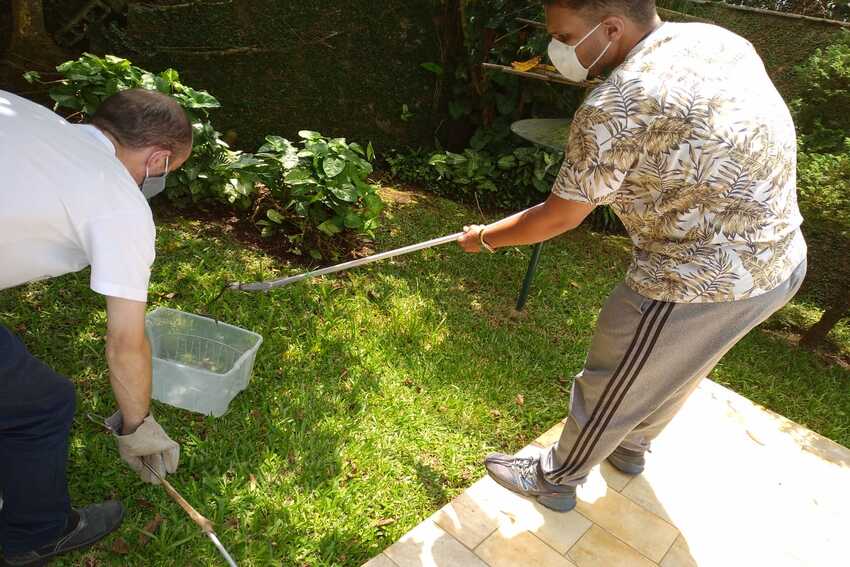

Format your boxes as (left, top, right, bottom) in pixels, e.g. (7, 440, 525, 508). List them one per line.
(147, 149, 171, 172)
(602, 15, 626, 42)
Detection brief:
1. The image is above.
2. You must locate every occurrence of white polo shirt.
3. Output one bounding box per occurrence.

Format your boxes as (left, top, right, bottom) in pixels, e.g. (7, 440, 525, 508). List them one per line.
(0, 90, 155, 302)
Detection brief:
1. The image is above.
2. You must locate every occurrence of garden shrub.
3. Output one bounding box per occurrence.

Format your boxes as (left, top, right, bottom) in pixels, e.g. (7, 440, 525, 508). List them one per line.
(232, 133, 383, 258)
(797, 143, 850, 232)
(793, 31, 850, 153)
(388, 145, 559, 209)
(25, 53, 383, 258)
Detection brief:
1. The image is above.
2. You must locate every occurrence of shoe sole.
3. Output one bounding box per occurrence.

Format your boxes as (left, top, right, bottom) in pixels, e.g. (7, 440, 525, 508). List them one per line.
(2, 506, 125, 567)
(485, 468, 576, 513)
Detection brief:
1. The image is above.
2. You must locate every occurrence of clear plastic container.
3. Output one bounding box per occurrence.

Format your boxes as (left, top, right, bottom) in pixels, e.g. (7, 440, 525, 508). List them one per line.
(146, 308, 263, 417)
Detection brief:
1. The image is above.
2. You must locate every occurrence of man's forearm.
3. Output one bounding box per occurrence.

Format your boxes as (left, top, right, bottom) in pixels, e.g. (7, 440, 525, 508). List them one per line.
(106, 336, 152, 434)
(482, 204, 567, 249)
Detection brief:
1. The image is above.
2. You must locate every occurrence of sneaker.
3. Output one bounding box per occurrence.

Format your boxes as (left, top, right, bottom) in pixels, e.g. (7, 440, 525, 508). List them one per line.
(484, 453, 577, 512)
(606, 446, 646, 475)
(1, 501, 125, 566)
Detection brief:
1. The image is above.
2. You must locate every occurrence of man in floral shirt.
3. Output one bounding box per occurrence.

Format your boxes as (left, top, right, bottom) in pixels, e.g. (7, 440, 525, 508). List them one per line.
(458, 0, 806, 512)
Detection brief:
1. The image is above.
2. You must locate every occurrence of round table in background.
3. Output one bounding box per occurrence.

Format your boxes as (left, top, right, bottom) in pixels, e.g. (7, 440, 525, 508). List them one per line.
(508, 118, 570, 312)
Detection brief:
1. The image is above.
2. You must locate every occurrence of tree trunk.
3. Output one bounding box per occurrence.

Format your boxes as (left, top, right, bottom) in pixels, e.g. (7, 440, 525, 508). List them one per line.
(800, 290, 850, 349)
(8, 0, 65, 68)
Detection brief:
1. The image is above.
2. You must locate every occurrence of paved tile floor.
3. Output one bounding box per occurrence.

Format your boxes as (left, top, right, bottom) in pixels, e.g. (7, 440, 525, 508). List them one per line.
(363, 380, 850, 567)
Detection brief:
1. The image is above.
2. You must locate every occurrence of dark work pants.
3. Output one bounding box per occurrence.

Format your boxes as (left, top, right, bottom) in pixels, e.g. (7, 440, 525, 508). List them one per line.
(0, 325, 75, 554)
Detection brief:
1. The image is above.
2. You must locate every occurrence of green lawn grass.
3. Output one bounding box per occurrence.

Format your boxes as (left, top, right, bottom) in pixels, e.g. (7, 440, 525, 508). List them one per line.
(1, 188, 848, 566)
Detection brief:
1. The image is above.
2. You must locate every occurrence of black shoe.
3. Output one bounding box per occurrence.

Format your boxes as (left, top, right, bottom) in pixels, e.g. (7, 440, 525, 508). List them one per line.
(1, 501, 125, 566)
(606, 446, 646, 475)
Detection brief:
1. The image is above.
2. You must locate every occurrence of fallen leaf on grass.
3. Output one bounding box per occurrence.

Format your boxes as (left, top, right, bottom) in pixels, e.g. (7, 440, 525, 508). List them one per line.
(374, 518, 395, 528)
(249, 474, 258, 490)
(516, 394, 525, 406)
(111, 537, 130, 555)
(138, 514, 164, 546)
(135, 498, 155, 510)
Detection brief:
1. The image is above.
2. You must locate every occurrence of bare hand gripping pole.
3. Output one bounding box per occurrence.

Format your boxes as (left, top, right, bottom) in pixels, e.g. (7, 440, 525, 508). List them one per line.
(227, 232, 465, 293)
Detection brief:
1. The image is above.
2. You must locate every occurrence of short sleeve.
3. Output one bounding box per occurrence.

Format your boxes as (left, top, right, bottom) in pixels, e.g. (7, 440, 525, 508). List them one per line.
(82, 212, 155, 302)
(552, 86, 634, 206)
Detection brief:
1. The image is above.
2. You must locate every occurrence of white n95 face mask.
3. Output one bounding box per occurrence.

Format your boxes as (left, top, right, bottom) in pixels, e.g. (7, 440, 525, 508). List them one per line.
(548, 23, 612, 82)
(140, 155, 170, 200)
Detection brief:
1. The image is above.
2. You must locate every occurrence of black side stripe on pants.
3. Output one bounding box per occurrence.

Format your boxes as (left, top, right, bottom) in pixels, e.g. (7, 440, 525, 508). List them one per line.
(554, 301, 676, 483)
(554, 301, 675, 482)
(547, 300, 664, 479)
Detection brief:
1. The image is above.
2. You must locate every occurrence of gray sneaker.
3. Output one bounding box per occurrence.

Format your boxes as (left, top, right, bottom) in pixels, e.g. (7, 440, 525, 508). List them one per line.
(606, 446, 646, 475)
(484, 453, 577, 512)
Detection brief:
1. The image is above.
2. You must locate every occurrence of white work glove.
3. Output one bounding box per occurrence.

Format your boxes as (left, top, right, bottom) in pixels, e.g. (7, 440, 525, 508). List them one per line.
(105, 411, 180, 484)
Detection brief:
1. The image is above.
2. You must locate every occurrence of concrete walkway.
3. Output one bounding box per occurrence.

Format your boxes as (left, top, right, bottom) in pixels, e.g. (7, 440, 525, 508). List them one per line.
(363, 380, 850, 567)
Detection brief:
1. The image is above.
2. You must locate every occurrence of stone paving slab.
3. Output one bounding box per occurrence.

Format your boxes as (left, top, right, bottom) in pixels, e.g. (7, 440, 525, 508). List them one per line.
(365, 380, 850, 567)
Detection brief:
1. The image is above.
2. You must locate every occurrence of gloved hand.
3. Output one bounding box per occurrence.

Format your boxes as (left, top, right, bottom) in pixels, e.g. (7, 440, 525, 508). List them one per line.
(105, 411, 180, 484)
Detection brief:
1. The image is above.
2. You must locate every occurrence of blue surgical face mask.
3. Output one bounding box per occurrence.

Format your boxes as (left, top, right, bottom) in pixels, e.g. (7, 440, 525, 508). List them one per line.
(140, 155, 170, 200)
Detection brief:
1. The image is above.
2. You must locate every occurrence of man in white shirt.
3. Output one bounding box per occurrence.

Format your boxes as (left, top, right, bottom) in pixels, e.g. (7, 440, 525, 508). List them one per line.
(0, 88, 191, 565)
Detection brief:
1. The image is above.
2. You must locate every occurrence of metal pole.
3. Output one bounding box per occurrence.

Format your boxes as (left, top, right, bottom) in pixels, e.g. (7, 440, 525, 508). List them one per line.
(207, 532, 239, 567)
(228, 232, 465, 293)
(515, 242, 544, 312)
(87, 414, 238, 567)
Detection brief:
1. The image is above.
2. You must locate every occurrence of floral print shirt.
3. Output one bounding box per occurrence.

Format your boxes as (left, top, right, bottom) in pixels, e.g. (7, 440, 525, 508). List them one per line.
(554, 23, 806, 303)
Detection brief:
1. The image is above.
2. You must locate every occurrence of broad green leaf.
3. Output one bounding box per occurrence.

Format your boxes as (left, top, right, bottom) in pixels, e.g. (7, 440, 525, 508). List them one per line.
(285, 168, 315, 185)
(323, 157, 345, 178)
(298, 130, 323, 140)
(329, 183, 358, 202)
(154, 75, 172, 94)
(445, 151, 467, 165)
(105, 55, 129, 65)
(228, 155, 263, 170)
(160, 68, 180, 83)
(267, 209, 285, 224)
(23, 71, 41, 84)
(317, 220, 342, 235)
(306, 140, 329, 157)
(498, 155, 517, 170)
(179, 86, 220, 108)
(420, 62, 444, 75)
(344, 212, 364, 229)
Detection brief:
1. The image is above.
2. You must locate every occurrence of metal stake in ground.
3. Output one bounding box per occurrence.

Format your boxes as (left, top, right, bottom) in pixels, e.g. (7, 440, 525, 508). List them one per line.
(141, 462, 239, 567)
(226, 232, 465, 293)
(87, 414, 238, 566)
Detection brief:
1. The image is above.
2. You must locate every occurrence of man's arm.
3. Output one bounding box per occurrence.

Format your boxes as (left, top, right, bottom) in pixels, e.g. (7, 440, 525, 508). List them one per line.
(459, 193, 595, 252)
(105, 296, 151, 434)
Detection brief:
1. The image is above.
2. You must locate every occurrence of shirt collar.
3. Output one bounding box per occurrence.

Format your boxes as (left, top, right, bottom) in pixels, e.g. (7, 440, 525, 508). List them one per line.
(79, 124, 117, 156)
(625, 21, 667, 62)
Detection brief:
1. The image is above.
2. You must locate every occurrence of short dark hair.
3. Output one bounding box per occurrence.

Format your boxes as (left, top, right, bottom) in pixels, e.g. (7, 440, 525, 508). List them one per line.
(544, 0, 657, 25)
(91, 89, 192, 155)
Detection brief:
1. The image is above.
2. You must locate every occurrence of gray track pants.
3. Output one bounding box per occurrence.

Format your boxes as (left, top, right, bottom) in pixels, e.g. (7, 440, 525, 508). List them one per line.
(541, 260, 807, 486)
